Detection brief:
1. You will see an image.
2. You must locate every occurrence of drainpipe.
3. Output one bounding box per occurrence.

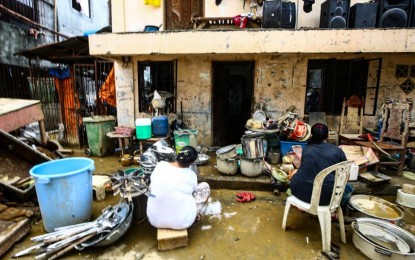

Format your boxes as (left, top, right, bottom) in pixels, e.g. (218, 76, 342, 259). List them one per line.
(123, 0, 126, 32)
(54, 0, 57, 41)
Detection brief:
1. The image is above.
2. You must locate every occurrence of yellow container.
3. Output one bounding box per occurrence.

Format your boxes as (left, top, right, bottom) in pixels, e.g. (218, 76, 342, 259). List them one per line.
(175, 141, 187, 154)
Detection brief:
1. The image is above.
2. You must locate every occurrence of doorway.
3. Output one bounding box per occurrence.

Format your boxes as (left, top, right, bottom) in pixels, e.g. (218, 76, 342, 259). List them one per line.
(212, 61, 254, 146)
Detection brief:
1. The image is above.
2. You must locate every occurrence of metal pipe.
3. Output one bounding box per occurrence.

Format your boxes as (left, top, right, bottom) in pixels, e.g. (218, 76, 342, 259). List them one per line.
(0, 4, 68, 39)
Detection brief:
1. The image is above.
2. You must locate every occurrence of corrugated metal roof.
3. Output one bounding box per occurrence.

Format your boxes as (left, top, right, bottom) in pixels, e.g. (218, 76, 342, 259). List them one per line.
(15, 36, 99, 64)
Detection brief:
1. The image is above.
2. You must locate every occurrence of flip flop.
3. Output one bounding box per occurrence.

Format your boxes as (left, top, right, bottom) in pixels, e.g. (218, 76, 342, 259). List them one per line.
(322, 250, 339, 260)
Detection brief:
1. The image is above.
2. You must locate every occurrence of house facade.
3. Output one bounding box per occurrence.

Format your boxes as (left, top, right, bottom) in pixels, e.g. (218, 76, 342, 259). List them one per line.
(89, 0, 415, 147)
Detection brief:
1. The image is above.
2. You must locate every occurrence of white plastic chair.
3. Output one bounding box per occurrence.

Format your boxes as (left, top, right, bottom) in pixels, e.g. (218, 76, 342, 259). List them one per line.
(282, 160, 352, 252)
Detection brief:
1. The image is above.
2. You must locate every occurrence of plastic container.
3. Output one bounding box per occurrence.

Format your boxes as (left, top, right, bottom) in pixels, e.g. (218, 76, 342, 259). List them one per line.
(30, 158, 95, 232)
(144, 25, 159, 32)
(174, 129, 198, 149)
(136, 118, 152, 139)
(176, 141, 187, 154)
(152, 116, 168, 137)
(83, 116, 116, 157)
(349, 162, 359, 181)
(280, 140, 307, 156)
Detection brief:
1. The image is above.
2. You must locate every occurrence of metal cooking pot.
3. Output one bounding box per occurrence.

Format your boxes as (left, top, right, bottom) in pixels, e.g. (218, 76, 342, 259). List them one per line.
(216, 158, 238, 175)
(240, 157, 263, 177)
(120, 154, 133, 166)
(348, 195, 404, 225)
(216, 144, 237, 160)
(352, 218, 415, 260)
(241, 137, 264, 159)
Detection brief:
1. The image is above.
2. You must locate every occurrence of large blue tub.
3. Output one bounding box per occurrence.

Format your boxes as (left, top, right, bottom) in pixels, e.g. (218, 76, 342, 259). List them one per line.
(30, 158, 95, 232)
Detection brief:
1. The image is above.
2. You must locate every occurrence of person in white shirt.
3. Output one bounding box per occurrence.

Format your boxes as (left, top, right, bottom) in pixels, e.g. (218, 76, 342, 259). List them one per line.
(146, 146, 210, 230)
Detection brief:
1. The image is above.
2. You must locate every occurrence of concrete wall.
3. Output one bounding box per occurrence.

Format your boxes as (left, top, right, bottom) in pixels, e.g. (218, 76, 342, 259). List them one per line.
(1, 0, 109, 67)
(111, 0, 164, 33)
(112, 53, 415, 146)
(114, 62, 135, 127)
(111, 0, 372, 32)
(0, 0, 56, 67)
(56, 0, 110, 36)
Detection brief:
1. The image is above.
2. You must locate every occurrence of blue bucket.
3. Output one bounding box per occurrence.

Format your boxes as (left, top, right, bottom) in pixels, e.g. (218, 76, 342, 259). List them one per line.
(341, 183, 354, 207)
(30, 158, 95, 232)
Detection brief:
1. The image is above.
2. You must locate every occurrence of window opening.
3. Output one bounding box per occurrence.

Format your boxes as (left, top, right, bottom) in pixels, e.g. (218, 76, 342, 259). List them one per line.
(138, 61, 176, 113)
(72, 0, 90, 17)
(305, 58, 381, 116)
(0, 0, 39, 27)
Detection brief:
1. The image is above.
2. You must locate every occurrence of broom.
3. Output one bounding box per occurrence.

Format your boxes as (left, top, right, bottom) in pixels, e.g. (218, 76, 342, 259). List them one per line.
(358, 133, 398, 161)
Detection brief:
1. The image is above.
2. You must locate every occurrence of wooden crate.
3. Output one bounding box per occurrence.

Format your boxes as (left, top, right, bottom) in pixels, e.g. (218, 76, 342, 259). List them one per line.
(157, 228, 188, 251)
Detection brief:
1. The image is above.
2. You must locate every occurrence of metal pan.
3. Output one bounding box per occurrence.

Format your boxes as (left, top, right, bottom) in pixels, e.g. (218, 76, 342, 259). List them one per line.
(352, 218, 415, 260)
(348, 194, 404, 225)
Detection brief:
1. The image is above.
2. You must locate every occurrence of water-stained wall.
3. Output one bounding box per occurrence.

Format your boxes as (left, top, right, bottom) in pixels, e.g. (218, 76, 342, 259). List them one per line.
(114, 53, 415, 146)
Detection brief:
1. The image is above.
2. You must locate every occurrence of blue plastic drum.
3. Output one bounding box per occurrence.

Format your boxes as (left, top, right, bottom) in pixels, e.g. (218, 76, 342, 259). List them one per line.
(30, 158, 95, 232)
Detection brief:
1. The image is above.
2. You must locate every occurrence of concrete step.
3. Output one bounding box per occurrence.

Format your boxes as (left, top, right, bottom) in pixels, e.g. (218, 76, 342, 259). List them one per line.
(197, 160, 414, 196)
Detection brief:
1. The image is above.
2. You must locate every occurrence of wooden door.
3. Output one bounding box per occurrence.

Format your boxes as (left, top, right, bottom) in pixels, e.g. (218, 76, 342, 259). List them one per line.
(165, 0, 203, 30)
(213, 62, 254, 146)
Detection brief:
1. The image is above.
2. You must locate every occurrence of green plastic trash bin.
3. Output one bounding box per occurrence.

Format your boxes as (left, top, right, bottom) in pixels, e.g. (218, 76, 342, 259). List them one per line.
(83, 116, 116, 157)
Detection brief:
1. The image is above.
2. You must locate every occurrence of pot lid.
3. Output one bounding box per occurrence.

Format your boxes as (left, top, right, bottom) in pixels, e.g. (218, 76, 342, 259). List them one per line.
(216, 144, 236, 155)
(356, 221, 411, 253)
(349, 195, 403, 220)
(252, 110, 266, 122)
(194, 154, 210, 165)
(242, 132, 265, 139)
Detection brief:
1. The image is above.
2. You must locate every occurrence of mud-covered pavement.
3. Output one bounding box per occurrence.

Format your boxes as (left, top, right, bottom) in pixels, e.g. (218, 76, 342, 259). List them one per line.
(5, 189, 374, 260)
(3, 150, 415, 259)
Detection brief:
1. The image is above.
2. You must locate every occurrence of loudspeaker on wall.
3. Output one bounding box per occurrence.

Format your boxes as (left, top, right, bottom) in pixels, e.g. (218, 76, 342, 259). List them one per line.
(348, 3, 378, 28)
(320, 0, 350, 28)
(262, 0, 296, 28)
(377, 0, 415, 28)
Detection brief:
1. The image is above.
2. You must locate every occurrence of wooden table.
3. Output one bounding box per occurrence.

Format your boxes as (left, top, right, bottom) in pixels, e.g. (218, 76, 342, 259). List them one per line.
(0, 98, 47, 145)
(106, 131, 134, 156)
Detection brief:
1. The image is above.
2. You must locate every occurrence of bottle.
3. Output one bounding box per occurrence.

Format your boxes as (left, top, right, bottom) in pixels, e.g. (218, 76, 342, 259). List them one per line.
(349, 162, 359, 181)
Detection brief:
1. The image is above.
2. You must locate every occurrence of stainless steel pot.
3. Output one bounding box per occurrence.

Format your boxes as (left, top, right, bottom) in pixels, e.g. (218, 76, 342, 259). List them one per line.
(240, 157, 263, 177)
(352, 218, 415, 260)
(216, 158, 238, 175)
(348, 194, 404, 225)
(266, 151, 280, 165)
(241, 137, 264, 159)
(216, 145, 237, 160)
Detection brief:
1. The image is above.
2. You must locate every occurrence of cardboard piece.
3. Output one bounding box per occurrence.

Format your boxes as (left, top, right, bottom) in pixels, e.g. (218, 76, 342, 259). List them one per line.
(339, 145, 379, 167)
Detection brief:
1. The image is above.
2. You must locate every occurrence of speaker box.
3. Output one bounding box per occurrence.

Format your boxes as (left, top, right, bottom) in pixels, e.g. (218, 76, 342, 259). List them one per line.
(377, 0, 415, 28)
(348, 3, 378, 28)
(319, 0, 350, 28)
(262, 0, 296, 28)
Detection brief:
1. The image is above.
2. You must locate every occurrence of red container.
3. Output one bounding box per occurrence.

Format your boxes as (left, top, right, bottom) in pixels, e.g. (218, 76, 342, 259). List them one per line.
(115, 126, 136, 136)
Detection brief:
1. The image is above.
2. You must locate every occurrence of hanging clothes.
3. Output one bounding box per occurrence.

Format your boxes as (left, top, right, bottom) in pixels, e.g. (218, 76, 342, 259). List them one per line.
(53, 70, 82, 145)
(49, 67, 70, 79)
(99, 67, 116, 107)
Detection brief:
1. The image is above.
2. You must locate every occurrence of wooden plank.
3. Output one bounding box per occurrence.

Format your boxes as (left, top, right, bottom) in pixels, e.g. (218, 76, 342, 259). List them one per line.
(0, 99, 44, 133)
(0, 98, 40, 114)
(0, 218, 30, 257)
(157, 228, 188, 251)
(0, 129, 52, 164)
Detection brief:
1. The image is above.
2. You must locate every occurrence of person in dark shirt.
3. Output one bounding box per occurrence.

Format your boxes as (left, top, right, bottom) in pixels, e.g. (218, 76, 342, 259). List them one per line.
(290, 123, 347, 205)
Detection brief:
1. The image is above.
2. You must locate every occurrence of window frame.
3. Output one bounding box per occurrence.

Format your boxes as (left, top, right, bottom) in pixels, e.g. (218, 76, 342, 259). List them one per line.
(138, 60, 177, 113)
(304, 58, 381, 116)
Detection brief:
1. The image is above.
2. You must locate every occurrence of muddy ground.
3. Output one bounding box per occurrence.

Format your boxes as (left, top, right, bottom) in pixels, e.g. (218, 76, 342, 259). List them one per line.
(2, 149, 415, 259)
